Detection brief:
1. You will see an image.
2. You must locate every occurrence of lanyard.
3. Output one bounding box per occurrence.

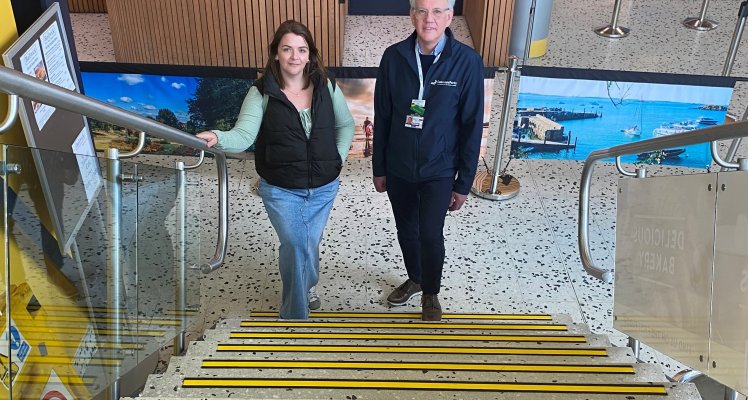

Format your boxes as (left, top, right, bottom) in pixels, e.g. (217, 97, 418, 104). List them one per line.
(415, 42, 442, 100)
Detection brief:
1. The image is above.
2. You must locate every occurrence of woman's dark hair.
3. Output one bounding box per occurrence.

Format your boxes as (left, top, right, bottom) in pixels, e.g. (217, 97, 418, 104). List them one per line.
(264, 20, 327, 89)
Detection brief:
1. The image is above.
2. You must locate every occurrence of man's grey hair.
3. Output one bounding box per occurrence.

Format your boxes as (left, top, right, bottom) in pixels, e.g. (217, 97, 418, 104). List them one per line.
(409, 0, 456, 10)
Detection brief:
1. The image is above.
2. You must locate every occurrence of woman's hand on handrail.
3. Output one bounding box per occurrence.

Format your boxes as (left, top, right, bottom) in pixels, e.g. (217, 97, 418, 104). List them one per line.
(197, 131, 218, 148)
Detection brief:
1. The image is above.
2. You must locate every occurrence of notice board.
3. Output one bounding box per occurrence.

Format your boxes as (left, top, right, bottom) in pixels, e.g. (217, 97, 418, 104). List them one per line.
(3, 3, 101, 253)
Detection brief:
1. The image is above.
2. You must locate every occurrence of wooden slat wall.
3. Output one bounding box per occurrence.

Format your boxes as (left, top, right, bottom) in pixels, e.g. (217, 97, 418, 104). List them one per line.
(107, 0, 346, 67)
(463, 0, 515, 67)
(68, 0, 107, 13)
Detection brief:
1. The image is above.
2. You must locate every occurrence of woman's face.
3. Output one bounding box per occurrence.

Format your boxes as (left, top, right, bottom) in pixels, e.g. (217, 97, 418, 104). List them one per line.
(275, 33, 310, 79)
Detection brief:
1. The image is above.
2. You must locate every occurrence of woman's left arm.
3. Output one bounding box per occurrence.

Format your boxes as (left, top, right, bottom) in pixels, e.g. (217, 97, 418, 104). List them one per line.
(330, 81, 355, 160)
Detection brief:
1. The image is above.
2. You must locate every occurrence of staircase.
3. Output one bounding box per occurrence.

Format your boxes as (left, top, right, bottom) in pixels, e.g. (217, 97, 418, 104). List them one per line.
(124, 311, 701, 399)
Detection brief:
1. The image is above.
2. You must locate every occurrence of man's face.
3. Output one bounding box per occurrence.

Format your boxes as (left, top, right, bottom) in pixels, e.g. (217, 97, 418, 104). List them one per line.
(410, 0, 453, 46)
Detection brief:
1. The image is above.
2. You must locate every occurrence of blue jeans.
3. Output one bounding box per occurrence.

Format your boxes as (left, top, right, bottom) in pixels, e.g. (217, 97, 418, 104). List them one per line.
(258, 178, 339, 319)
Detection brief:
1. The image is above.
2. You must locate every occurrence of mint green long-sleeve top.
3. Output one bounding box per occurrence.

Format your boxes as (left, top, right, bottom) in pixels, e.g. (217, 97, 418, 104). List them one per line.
(212, 80, 355, 160)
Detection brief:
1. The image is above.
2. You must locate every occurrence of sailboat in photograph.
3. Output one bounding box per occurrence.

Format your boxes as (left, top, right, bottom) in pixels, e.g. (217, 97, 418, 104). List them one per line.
(621, 99, 642, 137)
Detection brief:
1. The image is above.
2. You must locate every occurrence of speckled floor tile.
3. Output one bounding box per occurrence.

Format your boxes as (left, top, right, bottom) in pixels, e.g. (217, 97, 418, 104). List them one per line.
(69, 13, 115, 62)
(530, 0, 748, 77)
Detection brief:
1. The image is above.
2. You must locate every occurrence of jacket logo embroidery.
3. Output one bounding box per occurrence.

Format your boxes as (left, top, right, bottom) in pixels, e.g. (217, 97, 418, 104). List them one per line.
(431, 80, 458, 87)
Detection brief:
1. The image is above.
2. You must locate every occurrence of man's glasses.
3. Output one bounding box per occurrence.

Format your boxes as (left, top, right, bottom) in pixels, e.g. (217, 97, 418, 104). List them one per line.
(413, 7, 451, 20)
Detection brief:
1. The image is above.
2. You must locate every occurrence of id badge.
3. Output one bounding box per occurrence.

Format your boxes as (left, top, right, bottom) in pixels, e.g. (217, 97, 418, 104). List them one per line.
(405, 99, 426, 129)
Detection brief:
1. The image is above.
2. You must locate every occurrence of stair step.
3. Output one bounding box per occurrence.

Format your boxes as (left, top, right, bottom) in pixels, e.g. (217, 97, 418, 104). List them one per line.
(138, 373, 699, 400)
(175, 341, 636, 363)
(161, 359, 666, 384)
(235, 319, 578, 331)
(212, 342, 614, 357)
(165, 342, 638, 376)
(216, 320, 592, 337)
(246, 311, 567, 322)
(138, 312, 701, 399)
(202, 328, 611, 347)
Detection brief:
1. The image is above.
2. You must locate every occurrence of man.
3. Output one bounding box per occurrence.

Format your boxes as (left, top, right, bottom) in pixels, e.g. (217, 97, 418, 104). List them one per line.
(363, 116, 373, 157)
(373, 0, 484, 321)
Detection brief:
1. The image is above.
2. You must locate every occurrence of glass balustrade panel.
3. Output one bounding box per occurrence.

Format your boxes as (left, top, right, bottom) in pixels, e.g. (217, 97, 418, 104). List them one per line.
(134, 160, 201, 362)
(1, 145, 144, 399)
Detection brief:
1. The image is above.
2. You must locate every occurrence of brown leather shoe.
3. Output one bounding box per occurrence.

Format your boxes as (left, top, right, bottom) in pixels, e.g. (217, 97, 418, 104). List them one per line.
(421, 294, 442, 321)
(387, 279, 422, 306)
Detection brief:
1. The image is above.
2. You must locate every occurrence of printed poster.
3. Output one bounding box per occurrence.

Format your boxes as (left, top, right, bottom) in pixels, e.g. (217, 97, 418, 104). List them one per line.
(19, 40, 55, 129)
(72, 126, 101, 202)
(39, 23, 75, 91)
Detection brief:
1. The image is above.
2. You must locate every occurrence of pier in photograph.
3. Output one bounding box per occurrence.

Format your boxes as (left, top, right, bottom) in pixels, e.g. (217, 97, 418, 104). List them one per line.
(512, 113, 578, 153)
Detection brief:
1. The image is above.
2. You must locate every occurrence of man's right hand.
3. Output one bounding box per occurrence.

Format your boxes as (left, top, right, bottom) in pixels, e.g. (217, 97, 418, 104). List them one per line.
(373, 176, 387, 192)
(196, 131, 218, 148)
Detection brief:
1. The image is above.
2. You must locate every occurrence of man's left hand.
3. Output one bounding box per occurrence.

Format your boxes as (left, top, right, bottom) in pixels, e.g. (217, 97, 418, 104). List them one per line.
(448, 192, 468, 211)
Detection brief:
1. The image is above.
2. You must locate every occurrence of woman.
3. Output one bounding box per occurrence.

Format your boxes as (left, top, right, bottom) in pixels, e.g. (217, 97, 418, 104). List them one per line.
(198, 20, 355, 319)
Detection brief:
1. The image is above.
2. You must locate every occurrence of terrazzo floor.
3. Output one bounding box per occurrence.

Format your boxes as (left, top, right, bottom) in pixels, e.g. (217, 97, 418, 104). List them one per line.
(67, 0, 748, 392)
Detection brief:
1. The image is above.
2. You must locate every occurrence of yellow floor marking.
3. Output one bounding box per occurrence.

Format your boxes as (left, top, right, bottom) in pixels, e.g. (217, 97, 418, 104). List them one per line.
(33, 305, 196, 316)
(17, 325, 165, 337)
(38, 339, 144, 350)
(29, 355, 121, 366)
(13, 375, 95, 385)
(13, 314, 181, 326)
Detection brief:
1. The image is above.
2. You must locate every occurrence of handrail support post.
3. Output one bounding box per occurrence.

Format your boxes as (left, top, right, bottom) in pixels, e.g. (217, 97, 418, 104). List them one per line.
(105, 148, 122, 400)
(628, 337, 641, 360)
(174, 161, 187, 355)
(594, 0, 630, 38)
(683, 0, 718, 31)
(472, 57, 521, 201)
(722, 1, 748, 76)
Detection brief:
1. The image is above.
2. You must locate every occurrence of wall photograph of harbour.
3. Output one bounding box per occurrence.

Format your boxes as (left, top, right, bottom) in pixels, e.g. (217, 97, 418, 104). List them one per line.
(514, 76, 734, 168)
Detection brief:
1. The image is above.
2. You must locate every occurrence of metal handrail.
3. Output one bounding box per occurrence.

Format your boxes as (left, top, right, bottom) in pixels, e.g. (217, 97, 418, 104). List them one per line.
(721, 137, 743, 171)
(615, 156, 636, 177)
(119, 131, 146, 159)
(0, 94, 19, 134)
(579, 120, 748, 282)
(711, 141, 740, 169)
(184, 150, 205, 170)
(0, 66, 228, 273)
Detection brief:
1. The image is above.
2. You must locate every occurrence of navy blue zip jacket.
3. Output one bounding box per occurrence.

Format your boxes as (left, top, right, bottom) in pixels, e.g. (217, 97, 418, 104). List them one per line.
(373, 28, 484, 195)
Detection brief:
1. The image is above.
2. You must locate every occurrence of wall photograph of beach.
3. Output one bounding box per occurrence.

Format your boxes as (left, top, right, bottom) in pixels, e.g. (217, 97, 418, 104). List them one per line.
(514, 76, 734, 168)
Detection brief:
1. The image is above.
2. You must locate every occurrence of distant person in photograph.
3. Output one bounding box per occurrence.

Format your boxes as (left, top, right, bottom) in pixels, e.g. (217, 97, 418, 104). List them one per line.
(363, 116, 373, 157)
(197, 20, 355, 319)
(372, 0, 484, 321)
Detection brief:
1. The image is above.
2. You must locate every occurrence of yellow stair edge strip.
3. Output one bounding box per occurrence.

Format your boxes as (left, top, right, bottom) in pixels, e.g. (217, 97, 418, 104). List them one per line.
(239, 321, 567, 331)
(215, 344, 608, 356)
(181, 378, 667, 394)
(250, 311, 553, 320)
(228, 331, 586, 342)
(201, 359, 635, 374)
